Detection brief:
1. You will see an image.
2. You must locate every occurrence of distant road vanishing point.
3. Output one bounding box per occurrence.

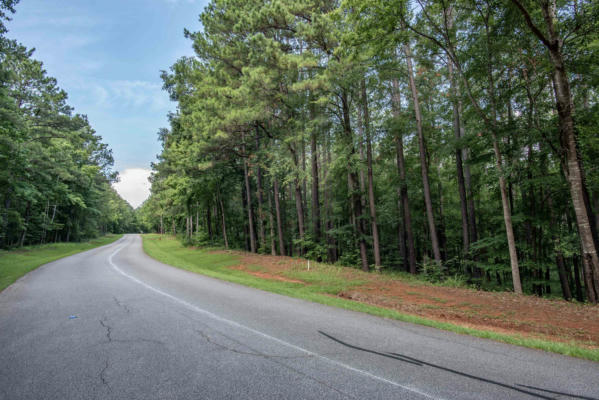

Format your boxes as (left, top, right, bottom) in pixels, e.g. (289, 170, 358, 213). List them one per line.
(1, 234, 598, 399)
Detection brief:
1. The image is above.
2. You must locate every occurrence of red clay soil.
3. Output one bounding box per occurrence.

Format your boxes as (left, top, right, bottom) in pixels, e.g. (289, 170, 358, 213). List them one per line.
(217, 250, 599, 348)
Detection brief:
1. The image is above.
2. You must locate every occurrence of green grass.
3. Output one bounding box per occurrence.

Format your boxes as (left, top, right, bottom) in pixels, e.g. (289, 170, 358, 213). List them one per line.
(142, 234, 599, 362)
(0, 234, 123, 292)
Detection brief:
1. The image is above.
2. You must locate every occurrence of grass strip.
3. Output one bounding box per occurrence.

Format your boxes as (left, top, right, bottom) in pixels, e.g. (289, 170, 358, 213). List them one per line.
(0, 234, 123, 292)
(142, 234, 599, 362)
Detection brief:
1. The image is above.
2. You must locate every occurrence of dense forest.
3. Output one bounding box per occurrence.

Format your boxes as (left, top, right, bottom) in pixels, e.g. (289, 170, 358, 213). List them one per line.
(138, 0, 599, 302)
(0, 1, 137, 248)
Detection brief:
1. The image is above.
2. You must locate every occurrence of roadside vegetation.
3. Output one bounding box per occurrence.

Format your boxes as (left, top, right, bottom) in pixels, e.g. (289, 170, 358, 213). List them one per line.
(138, 0, 599, 305)
(143, 234, 599, 362)
(0, 1, 137, 250)
(0, 234, 122, 291)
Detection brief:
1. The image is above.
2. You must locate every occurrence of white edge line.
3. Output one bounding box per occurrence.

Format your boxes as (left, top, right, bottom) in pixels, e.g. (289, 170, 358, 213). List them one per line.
(108, 240, 440, 400)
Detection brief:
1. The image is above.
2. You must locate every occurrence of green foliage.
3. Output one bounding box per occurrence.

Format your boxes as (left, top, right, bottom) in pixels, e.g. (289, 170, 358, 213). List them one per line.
(0, 22, 136, 247)
(420, 257, 445, 283)
(143, 0, 599, 302)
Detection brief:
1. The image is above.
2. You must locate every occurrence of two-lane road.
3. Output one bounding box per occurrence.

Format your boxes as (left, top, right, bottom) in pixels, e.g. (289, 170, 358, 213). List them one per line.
(1, 234, 597, 399)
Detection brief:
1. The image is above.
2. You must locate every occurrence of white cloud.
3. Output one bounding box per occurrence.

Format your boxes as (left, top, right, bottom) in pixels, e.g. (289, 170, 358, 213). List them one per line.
(110, 80, 169, 109)
(77, 59, 103, 72)
(90, 84, 109, 105)
(112, 168, 152, 208)
(88, 80, 170, 111)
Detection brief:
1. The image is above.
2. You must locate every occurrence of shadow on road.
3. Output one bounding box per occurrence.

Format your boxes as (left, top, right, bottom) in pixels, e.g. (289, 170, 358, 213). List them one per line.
(318, 331, 597, 400)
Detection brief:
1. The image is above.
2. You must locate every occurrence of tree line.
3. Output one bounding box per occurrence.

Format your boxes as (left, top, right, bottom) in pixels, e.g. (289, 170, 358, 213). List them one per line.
(138, 0, 599, 302)
(0, 1, 137, 248)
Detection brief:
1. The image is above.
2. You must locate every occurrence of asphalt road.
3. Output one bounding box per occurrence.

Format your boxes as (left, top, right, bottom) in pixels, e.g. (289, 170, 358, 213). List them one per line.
(1, 234, 598, 400)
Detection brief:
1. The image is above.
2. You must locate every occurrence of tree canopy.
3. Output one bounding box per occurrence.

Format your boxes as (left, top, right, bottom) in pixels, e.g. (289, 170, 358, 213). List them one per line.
(141, 0, 599, 302)
(0, 1, 138, 247)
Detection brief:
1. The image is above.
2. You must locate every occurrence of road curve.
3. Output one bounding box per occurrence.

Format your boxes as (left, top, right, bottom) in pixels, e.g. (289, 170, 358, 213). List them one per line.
(0, 234, 597, 400)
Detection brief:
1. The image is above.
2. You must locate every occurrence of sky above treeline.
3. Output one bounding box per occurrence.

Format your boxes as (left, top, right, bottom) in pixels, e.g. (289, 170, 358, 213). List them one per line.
(7, 0, 210, 207)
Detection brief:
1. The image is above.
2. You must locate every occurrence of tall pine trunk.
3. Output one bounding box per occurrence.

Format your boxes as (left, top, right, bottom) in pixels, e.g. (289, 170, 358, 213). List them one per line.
(255, 133, 266, 251)
(241, 184, 250, 251)
(448, 58, 470, 255)
(294, 179, 305, 255)
(445, 5, 470, 256)
(511, 0, 599, 301)
(1, 189, 11, 248)
(310, 96, 321, 249)
(546, 13, 599, 303)
(311, 127, 321, 246)
(273, 178, 286, 256)
(242, 132, 256, 253)
(341, 89, 369, 271)
(391, 78, 417, 274)
(403, 42, 442, 265)
(480, 16, 522, 294)
(196, 203, 199, 233)
(549, 197, 571, 300)
(217, 189, 229, 249)
(323, 137, 337, 263)
(361, 79, 381, 267)
(301, 137, 308, 222)
(288, 144, 305, 255)
(19, 201, 31, 247)
(268, 191, 276, 255)
(461, 101, 478, 248)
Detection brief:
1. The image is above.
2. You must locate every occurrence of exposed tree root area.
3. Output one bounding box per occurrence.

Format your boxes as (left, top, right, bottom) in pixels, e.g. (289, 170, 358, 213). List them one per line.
(218, 250, 599, 349)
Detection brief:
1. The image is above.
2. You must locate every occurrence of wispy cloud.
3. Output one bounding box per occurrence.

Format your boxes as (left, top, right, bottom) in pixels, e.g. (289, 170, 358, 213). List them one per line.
(88, 80, 170, 111)
(90, 84, 109, 105)
(77, 59, 103, 72)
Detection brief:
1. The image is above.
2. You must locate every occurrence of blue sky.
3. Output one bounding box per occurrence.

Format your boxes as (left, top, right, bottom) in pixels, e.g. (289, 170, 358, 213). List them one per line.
(6, 0, 209, 207)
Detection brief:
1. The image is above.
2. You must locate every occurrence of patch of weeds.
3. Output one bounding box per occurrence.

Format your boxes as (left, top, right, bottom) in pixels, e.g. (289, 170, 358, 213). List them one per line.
(440, 274, 470, 288)
(285, 266, 365, 295)
(245, 265, 267, 272)
(419, 304, 442, 310)
(430, 297, 449, 304)
(481, 313, 508, 321)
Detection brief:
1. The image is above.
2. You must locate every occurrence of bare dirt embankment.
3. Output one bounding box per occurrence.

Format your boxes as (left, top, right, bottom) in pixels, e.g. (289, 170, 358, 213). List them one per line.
(220, 250, 599, 349)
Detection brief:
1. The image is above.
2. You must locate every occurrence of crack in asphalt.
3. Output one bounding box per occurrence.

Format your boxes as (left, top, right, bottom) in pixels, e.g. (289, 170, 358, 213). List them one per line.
(99, 319, 113, 343)
(100, 316, 165, 347)
(97, 316, 164, 393)
(99, 359, 112, 392)
(113, 296, 131, 314)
